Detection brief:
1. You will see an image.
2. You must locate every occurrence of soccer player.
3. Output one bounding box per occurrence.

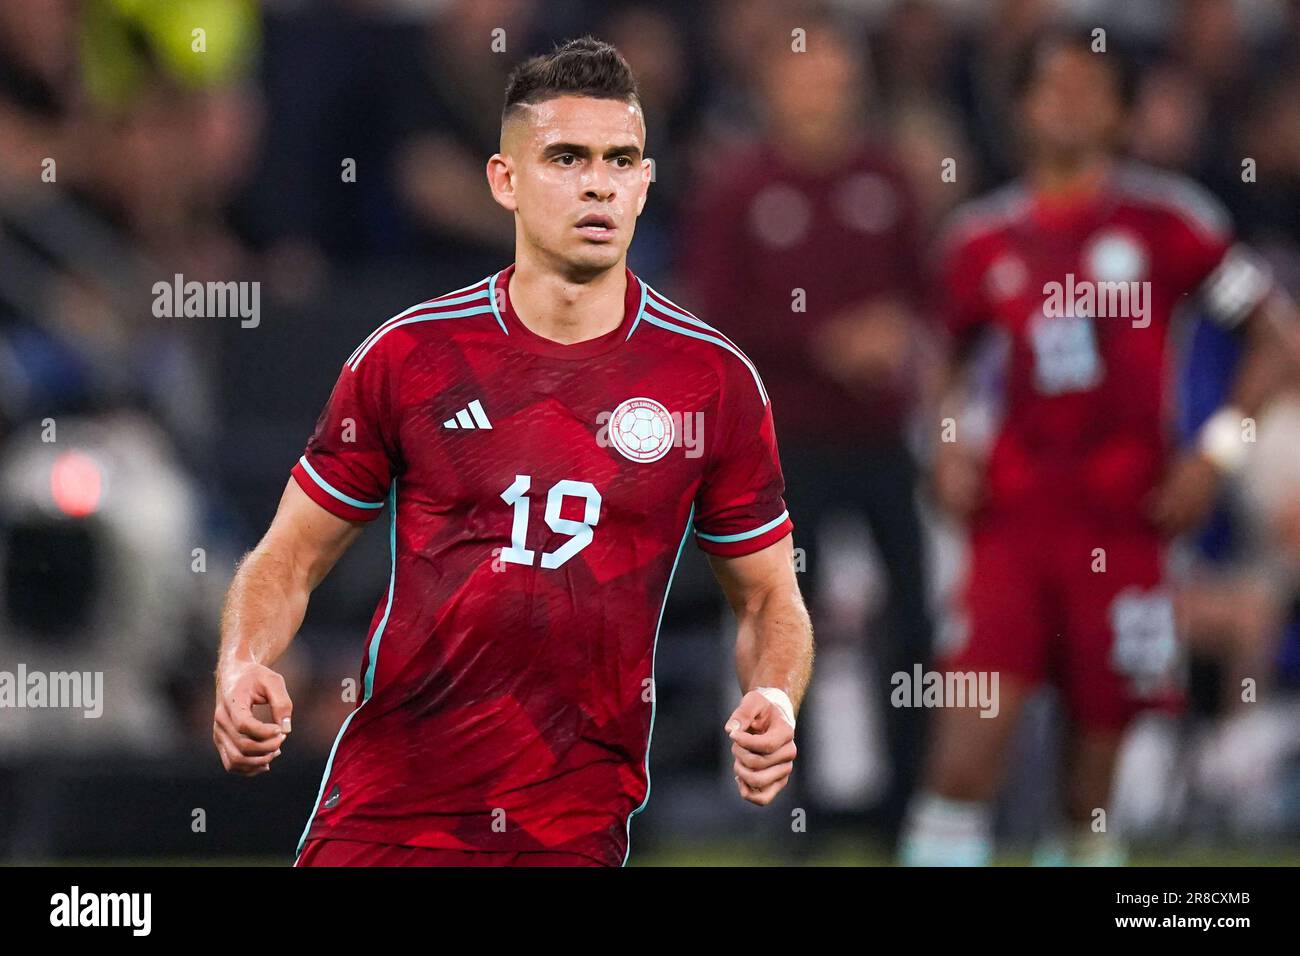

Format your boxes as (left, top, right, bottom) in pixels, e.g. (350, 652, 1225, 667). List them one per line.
(901, 31, 1297, 866)
(212, 37, 813, 867)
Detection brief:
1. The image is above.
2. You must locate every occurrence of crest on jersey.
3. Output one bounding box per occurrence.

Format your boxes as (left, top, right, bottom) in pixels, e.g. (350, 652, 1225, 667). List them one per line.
(609, 397, 675, 463)
(985, 253, 1028, 300)
(1085, 230, 1148, 284)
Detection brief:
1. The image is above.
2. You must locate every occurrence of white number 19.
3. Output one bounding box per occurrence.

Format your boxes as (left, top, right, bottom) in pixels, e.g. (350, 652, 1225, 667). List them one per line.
(499, 474, 602, 569)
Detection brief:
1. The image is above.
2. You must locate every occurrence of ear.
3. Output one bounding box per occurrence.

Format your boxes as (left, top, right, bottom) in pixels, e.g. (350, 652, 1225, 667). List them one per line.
(486, 153, 518, 213)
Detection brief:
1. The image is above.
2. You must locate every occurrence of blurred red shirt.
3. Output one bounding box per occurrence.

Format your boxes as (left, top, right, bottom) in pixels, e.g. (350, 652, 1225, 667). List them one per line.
(938, 163, 1270, 529)
(681, 139, 926, 444)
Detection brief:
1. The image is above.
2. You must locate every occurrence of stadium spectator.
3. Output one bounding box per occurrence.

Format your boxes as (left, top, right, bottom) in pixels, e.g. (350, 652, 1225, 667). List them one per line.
(681, 12, 933, 848)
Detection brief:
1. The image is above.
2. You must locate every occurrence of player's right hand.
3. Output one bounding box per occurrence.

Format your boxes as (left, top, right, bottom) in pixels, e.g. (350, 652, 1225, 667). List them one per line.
(213, 661, 293, 776)
(931, 441, 984, 521)
(726, 691, 797, 807)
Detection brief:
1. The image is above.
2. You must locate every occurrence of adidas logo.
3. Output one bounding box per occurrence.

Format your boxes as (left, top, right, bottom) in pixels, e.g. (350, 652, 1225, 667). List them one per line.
(443, 399, 492, 429)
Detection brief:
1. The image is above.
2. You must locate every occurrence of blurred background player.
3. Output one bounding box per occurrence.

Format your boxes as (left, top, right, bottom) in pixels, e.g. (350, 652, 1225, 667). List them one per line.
(902, 29, 1298, 866)
(683, 11, 932, 849)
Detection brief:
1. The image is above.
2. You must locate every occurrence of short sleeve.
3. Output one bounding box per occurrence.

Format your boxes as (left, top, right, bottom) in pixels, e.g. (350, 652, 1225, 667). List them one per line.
(290, 343, 399, 522)
(1159, 182, 1271, 328)
(693, 366, 794, 557)
(936, 227, 993, 343)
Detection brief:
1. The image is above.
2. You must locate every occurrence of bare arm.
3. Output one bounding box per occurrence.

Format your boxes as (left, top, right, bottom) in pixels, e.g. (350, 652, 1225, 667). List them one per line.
(213, 478, 366, 775)
(708, 533, 814, 805)
(1225, 293, 1300, 416)
(928, 335, 988, 522)
(1151, 290, 1300, 534)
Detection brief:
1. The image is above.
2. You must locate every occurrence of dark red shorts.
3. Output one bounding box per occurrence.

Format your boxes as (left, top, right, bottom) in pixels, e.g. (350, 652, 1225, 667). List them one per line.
(295, 838, 605, 867)
(941, 513, 1183, 731)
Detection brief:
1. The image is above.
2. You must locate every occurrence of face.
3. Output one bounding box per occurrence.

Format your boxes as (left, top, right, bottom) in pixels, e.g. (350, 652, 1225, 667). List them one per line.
(762, 32, 862, 141)
(1022, 45, 1124, 160)
(489, 95, 650, 277)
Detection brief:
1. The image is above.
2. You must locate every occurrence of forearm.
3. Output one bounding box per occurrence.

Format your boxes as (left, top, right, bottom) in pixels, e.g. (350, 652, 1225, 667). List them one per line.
(927, 338, 994, 458)
(217, 545, 310, 677)
(1229, 295, 1299, 418)
(733, 584, 814, 712)
(1195, 297, 1300, 475)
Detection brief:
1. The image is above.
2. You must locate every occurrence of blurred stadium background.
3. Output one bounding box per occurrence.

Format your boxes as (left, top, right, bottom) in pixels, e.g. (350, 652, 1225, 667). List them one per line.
(2, 0, 1300, 865)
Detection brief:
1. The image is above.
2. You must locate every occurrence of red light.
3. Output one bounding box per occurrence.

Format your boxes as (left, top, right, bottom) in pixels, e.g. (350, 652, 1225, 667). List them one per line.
(50, 450, 103, 518)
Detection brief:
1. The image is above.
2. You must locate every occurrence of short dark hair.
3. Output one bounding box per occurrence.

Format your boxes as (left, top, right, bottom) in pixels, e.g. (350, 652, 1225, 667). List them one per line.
(502, 36, 641, 125)
(1010, 27, 1140, 109)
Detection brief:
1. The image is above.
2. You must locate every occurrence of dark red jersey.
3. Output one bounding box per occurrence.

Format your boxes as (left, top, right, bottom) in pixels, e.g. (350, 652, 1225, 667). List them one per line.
(682, 139, 926, 443)
(939, 163, 1271, 527)
(290, 263, 793, 865)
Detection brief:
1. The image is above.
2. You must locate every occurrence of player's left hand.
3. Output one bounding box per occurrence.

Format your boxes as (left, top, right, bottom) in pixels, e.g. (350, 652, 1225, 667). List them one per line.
(725, 690, 796, 806)
(1147, 449, 1223, 536)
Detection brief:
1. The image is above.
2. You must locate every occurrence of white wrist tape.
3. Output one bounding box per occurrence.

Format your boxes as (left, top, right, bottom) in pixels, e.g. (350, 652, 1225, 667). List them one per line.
(756, 687, 796, 730)
(1198, 406, 1250, 474)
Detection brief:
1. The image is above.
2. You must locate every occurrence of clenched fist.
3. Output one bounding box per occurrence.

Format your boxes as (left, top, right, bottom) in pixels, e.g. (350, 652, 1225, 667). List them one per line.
(725, 690, 797, 806)
(214, 660, 293, 776)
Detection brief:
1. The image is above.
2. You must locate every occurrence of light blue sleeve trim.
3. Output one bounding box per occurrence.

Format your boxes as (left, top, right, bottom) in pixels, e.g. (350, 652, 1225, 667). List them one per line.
(297, 456, 385, 510)
(488, 270, 510, 335)
(624, 277, 650, 340)
(349, 305, 495, 369)
(641, 314, 769, 404)
(694, 509, 790, 543)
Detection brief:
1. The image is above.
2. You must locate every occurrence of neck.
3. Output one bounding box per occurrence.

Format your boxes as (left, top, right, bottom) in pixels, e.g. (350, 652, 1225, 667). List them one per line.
(1030, 152, 1112, 201)
(772, 119, 863, 173)
(508, 250, 628, 344)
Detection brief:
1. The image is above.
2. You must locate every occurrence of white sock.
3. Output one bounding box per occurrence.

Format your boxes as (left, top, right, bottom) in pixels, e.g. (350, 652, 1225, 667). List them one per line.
(899, 792, 993, 866)
(1035, 822, 1127, 866)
